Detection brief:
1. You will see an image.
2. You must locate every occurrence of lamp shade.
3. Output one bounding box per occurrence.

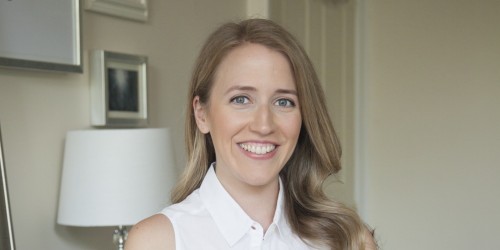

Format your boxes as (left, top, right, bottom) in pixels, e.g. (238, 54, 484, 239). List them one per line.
(57, 128, 176, 227)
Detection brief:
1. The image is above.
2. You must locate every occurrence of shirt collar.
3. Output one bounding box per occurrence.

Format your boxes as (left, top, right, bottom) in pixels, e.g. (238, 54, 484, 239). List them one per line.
(199, 163, 291, 246)
(273, 173, 294, 240)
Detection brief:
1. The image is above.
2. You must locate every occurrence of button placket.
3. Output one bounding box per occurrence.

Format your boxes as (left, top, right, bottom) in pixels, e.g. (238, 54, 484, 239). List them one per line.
(250, 222, 264, 249)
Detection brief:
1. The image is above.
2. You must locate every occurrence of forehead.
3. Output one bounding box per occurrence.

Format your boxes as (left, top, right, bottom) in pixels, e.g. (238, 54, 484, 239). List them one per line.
(212, 43, 295, 92)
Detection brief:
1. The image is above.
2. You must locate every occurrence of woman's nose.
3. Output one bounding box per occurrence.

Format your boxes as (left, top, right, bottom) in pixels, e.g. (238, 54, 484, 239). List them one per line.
(249, 105, 275, 135)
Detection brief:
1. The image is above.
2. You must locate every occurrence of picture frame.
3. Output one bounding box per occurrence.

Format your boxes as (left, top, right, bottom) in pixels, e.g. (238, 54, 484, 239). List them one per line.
(0, 125, 16, 250)
(90, 50, 148, 127)
(0, 0, 82, 73)
(85, 0, 148, 22)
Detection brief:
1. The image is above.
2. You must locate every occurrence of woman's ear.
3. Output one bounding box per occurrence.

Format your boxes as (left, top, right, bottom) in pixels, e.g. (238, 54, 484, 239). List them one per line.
(193, 96, 210, 134)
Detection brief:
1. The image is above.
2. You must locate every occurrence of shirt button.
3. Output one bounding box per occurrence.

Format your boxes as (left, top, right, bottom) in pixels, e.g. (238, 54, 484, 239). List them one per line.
(251, 226, 256, 230)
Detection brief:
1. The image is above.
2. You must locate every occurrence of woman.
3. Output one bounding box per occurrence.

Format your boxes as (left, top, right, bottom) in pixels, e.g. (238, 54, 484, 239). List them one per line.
(126, 19, 376, 250)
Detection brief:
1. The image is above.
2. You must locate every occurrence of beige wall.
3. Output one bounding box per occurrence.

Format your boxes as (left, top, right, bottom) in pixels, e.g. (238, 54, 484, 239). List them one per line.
(0, 1, 245, 249)
(358, 0, 500, 249)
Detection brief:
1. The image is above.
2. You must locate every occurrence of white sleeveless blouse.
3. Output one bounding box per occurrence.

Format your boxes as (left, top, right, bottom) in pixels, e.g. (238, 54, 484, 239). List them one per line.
(160, 165, 315, 250)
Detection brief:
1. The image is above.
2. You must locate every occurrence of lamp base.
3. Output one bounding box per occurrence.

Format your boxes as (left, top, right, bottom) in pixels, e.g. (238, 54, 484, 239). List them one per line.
(113, 225, 128, 250)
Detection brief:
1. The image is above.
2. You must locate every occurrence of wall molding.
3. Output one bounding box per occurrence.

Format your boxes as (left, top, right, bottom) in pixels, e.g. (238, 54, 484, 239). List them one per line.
(353, 0, 368, 219)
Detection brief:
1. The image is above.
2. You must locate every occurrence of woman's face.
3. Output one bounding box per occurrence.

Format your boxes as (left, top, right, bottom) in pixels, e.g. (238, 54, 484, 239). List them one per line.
(194, 43, 302, 191)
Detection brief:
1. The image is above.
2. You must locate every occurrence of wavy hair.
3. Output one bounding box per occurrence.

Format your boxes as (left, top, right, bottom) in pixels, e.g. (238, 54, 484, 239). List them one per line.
(171, 18, 369, 249)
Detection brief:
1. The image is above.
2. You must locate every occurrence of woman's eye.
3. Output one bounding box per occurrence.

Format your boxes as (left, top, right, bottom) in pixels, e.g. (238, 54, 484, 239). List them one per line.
(275, 98, 295, 107)
(231, 96, 250, 104)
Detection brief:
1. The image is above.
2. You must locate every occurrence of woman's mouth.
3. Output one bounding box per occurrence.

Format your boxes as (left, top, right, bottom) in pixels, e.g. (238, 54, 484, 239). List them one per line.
(238, 143, 276, 155)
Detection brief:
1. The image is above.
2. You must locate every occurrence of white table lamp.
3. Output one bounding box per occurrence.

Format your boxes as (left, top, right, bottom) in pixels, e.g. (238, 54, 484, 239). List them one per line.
(57, 128, 176, 250)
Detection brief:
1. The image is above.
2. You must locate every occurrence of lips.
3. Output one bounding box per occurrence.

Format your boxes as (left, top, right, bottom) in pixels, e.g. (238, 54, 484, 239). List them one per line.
(238, 142, 276, 155)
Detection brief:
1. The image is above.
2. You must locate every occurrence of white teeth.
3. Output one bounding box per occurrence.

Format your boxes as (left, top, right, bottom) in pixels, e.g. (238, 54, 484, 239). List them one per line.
(239, 143, 276, 155)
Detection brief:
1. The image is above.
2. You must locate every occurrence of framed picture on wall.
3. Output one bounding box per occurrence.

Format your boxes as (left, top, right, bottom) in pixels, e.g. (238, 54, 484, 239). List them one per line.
(85, 0, 148, 22)
(0, 0, 82, 73)
(0, 125, 16, 250)
(90, 50, 148, 127)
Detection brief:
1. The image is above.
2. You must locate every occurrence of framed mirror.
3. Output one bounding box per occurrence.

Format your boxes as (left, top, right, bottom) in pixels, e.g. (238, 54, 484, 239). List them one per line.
(0, 125, 15, 250)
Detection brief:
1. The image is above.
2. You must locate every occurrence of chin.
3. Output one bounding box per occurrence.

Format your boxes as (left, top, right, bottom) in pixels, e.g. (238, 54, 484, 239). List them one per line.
(239, 171, 280, 187)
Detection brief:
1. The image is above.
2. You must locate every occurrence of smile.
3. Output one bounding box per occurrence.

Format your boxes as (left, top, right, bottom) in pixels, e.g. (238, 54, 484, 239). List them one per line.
(238, 143, 276, 155)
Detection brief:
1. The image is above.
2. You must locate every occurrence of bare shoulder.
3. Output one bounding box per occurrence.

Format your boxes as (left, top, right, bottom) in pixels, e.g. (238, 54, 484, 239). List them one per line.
(363, 226, 378, 250)
(125, 214, 175, 250)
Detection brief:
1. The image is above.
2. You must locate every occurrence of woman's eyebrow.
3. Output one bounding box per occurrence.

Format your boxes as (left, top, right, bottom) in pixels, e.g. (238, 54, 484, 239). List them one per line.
(275, 89, 298, 96)
(224, 85, 297, 96)
(224, 85, 256, 95)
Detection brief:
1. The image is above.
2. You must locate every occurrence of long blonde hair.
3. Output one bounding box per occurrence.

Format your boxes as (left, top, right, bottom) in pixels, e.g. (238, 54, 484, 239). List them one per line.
(172, 18, 368, 249)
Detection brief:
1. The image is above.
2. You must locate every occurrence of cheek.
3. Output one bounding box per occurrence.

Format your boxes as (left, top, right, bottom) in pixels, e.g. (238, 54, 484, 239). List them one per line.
(281, 114, 302, 140)
(208, 110, 247, 139)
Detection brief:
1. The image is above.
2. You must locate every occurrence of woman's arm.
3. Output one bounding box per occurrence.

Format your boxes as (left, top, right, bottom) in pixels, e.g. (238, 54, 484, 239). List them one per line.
(364, 226, 378, 250)
(125, 214, 175, 250)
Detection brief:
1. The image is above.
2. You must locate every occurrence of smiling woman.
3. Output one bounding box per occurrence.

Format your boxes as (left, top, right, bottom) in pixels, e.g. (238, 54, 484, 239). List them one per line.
(125, 19, 377, 250)
(192, 43, 302, 198)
